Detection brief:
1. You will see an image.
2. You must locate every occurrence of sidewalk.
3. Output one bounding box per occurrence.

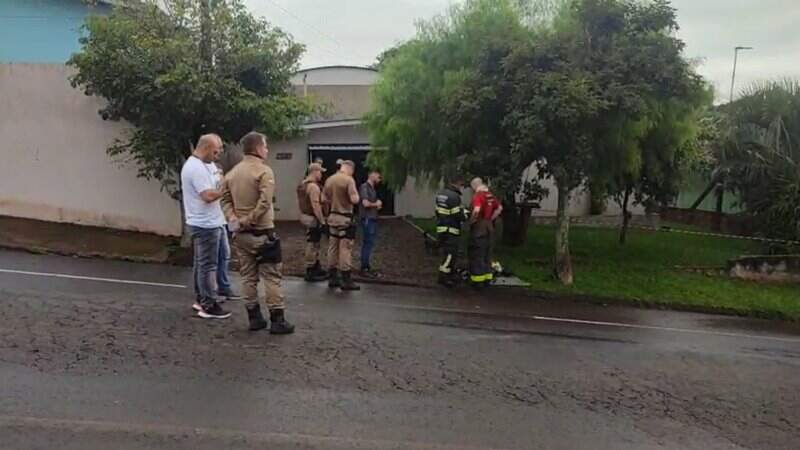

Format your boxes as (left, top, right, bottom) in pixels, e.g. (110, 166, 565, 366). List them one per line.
(0, 215, 441, 287)
(0, 216, 174, 263)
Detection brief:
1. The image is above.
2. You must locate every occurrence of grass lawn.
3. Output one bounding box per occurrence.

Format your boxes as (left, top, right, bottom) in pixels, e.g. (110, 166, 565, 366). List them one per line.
(414, 219, 800, 320)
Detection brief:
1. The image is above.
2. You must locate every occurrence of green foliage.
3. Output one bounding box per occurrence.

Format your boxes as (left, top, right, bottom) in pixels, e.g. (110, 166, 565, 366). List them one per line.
(413, 217, 800, 319)
(505, 0, 707, 255)
(370, 0, 708, 279)
(507, 0, 709, 200)
(720, 80, 800, 239)
(366, 0, 531, 196)
(504, 224, 800, 320)
(68, 0, 313, 195)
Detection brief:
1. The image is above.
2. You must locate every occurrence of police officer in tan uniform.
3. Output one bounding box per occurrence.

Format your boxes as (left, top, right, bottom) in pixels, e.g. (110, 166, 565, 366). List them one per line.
(221, 131, 294, 334)
(297, 162, 328, 282)
(322, 160, 361, 291)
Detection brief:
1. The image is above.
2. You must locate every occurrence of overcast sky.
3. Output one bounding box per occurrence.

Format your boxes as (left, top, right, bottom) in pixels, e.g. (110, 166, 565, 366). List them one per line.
(246, 0, 800, 102)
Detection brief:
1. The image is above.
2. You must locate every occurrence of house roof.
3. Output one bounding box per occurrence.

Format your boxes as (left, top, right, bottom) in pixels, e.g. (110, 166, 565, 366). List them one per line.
(302, 119, 363, 130)
(295, 65, 378, 74)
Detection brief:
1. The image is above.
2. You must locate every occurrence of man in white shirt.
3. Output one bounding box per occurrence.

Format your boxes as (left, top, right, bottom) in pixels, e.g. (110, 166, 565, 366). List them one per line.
(181, 134, 231, 319)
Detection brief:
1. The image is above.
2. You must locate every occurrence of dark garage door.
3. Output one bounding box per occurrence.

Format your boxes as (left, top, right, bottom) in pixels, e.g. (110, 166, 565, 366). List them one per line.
(308, 145, 395, 216)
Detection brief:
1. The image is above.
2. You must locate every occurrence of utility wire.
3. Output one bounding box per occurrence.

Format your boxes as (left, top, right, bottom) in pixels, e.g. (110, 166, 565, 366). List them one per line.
(262, 0, 374, 64)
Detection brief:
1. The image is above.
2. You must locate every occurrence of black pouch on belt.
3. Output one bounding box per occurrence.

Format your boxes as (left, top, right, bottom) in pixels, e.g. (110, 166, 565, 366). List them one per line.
(256, 235, 282, 264)
(345, 223, 357, 239)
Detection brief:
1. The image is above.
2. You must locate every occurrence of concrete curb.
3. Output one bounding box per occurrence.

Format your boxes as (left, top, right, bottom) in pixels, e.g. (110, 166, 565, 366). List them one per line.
(502, 287, 796, 322)
(2, 243, 792, 321)
(281, 270, 438, 289)
(0, 243, 169, 265)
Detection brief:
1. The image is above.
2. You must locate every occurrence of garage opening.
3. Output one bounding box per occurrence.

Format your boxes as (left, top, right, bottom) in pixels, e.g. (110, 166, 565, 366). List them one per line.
(308, 144, 395, 216)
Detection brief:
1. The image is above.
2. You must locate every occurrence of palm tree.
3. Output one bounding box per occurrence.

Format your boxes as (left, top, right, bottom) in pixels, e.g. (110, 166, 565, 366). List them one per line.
(721, 80, 800, 239)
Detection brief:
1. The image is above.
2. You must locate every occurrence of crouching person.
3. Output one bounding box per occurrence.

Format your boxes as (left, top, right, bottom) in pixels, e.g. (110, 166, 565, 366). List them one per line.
(221, 131, 294, 334)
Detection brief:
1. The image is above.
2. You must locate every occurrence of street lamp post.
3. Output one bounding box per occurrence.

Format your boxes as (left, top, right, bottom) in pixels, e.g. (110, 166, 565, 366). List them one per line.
(729, 46, 753, 103)
(716, 46, 754, 225)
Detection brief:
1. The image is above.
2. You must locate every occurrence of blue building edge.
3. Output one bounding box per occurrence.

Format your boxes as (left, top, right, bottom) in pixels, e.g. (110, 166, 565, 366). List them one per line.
(0, 0, 114, 64)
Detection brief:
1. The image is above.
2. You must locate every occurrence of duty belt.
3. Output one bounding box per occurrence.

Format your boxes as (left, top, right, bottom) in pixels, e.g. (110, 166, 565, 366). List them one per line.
(240, 228, 274, 237)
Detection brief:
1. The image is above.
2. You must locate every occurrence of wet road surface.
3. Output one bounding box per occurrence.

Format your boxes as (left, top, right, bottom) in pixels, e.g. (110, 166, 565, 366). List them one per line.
(0, 250, 798, 449)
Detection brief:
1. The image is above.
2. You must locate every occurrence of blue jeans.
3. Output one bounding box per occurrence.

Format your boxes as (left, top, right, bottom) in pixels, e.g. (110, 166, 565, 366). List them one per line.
(360, 218, 378, 270)
(190, 226, 222, 308)
(217, 227, 233, 296)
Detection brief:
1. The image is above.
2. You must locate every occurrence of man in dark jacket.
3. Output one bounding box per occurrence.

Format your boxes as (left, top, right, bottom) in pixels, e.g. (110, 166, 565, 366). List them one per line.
(435, 176, 467, 287)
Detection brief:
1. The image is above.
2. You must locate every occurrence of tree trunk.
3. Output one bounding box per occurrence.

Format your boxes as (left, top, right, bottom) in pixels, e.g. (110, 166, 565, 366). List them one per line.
(554, 179, 573, 285)
(713, 183, 724, 232)
(690, 173, 720, 210)
(619, 186, 631, 245)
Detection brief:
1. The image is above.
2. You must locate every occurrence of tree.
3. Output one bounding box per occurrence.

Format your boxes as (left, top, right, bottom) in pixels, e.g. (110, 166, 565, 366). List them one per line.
(371, 44, 406, 71)
(367, 0, 545, 245)
(505, 63, 606, 284)
(369, 0, 705, 284)
(717, 80, 800, 239)
(606, 91, 712, 245)
(68, 0, 313, 239)
(505, 0, 705, 282)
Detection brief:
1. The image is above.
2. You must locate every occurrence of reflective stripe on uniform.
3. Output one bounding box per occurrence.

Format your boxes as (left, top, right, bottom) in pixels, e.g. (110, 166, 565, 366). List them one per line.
(436, 206, 462, 216)
(436, 226, 461, 235)
(439, 254, 453, 274)
(470, 273, 494, 282)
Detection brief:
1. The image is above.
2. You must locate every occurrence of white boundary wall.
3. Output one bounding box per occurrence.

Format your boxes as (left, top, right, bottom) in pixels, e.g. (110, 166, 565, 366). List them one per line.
(0, 64, 182, 236)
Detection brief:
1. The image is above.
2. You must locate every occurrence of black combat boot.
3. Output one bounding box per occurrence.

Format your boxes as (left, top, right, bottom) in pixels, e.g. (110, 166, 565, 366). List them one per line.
(246, 304, 268, 331)
(305, 265, 328, 282)
(269, 309, 295, 335)
(328, 268, 341, 289)
(311, 261, 329, 281)
(340, 271, 361, 291)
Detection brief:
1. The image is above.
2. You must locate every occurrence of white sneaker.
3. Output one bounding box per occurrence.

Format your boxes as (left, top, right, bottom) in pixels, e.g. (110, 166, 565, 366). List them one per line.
(197, 303, 232, 319)
(192, 303, 202, 312)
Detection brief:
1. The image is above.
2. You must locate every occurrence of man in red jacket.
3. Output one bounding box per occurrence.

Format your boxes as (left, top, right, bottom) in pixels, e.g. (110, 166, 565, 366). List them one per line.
(468, 178, 503, 287)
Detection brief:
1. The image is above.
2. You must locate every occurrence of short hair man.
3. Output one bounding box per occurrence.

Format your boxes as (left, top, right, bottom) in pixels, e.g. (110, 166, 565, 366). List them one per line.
(181, 133, 231, 319)
(358, 169, 383, 278)
(297, 162, 328, 282)
(322, 160, 361, 290)
(221, 131, 294, 334)
(468, 177, 503, 287)
(435, 175, 467, 287)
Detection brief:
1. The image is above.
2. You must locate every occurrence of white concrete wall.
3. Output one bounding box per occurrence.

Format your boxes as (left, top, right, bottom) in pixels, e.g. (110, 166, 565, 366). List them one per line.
(291, 66, 379, 86)
(395, 177, 437, 218)
(0, 64, 181, 235)
(269, 137, 308, 220)
(521, 163, 645, 217)
(306, 124, 370, 145)
(0, 63, 641, 237)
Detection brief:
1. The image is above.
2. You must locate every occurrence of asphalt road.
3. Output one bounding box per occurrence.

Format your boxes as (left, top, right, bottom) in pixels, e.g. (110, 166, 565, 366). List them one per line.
(0, 249, 798, 450)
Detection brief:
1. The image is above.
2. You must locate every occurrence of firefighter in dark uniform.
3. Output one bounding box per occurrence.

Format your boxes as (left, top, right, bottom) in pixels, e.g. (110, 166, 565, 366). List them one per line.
(435, 176, 467, 287)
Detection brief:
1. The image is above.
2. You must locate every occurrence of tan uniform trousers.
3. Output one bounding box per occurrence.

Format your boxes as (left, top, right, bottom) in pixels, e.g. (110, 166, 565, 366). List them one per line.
(300, 213, 323, 268)
(232, 232, 285, 310)
(327, 213, 354, 272)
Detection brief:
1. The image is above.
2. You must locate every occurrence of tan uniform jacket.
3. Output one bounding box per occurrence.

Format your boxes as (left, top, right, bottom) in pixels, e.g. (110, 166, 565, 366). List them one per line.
(322, 172, 358, 216)
(298, 179, 325, 223)
(221, 155, 275, 230)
